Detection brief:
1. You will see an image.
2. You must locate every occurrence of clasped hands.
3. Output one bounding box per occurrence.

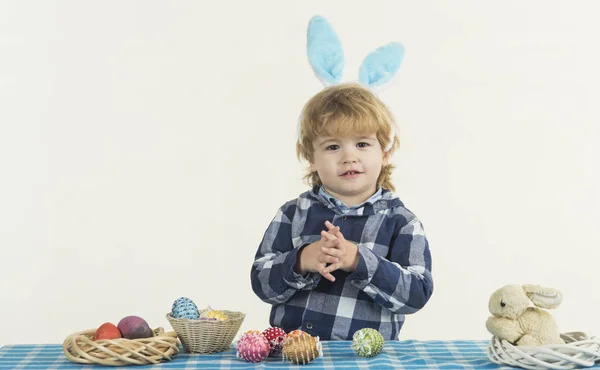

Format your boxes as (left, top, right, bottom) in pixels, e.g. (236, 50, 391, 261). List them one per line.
(295, 220, 360, 282)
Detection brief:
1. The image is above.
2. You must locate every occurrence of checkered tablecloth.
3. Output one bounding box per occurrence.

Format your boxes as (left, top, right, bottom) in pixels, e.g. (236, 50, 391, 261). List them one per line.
(2, 340, 600, 369)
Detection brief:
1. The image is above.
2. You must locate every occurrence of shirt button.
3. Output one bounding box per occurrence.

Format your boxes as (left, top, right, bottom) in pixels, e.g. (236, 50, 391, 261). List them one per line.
(306, 322, 313, 329)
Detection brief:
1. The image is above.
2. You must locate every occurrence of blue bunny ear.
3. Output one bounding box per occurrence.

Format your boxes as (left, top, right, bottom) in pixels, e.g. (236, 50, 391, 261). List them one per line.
(358, 42, 405, 91)
(307, 16, 345, 87)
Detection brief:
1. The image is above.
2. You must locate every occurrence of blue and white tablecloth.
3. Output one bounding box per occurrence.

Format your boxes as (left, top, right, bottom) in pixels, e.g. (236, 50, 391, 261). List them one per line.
(2, 340, 600, 369)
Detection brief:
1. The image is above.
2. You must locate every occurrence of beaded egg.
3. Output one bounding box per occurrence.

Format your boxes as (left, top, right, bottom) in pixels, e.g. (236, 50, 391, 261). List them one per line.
(282, 332, 322, 364)
(263, 327, 286, 357)
(171, 297, 200, 319)
(236, 333, 270, 363)
(352, 328, 384, 357)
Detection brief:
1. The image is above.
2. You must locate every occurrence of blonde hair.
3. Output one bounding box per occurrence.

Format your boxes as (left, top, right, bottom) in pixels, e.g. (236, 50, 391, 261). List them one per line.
(296, 82, 400, 192)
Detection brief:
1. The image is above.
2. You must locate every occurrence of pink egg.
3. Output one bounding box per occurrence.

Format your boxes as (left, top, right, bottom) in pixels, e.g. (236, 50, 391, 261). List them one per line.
(236, 333, 270, 363)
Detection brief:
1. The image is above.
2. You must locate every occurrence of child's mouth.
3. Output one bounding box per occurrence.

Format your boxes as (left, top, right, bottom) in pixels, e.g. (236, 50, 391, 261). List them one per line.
(340, 171, 362, 178)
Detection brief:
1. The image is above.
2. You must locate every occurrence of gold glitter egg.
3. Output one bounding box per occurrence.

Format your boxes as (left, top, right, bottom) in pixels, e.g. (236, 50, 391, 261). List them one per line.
(282, 332, 322, 364)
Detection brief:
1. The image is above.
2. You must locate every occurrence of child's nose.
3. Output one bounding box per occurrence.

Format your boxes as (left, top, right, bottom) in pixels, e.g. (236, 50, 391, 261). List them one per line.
(341, 149, 359, 164)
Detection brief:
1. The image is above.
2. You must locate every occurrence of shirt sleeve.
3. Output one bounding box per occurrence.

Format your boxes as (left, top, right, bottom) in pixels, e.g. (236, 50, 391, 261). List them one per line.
(250, 205, 322, 305)
(347, 216, 433, 314)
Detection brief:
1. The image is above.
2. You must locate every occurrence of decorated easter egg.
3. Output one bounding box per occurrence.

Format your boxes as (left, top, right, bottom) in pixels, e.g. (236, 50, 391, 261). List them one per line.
(93, 322, 122, 341)
(117, 315, 153, 339)
(236, 333, 270, 363)
(243, 329, 263, 336)
(171, 297, 200, 319)
(352, 328, 384, 357)
(286, 329, 306, 338)
(282, 332, 322, 364)
(200, 307, 227, 321)
(263, 327, 286, 357)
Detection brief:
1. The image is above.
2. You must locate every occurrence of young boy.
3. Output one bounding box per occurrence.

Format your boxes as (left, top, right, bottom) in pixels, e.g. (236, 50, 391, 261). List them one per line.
(250, 83, 433, 341)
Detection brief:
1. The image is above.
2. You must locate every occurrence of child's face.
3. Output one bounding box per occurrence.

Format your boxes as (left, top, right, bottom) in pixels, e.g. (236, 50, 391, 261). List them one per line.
(311, 133, 389, 206)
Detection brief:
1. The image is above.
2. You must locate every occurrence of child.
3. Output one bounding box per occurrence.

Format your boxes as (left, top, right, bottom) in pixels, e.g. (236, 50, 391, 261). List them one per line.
(250, 16, 433, 341)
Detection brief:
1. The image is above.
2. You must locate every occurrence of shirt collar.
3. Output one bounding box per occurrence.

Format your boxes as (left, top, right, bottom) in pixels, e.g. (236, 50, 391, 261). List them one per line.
(318, 186, 383, 213)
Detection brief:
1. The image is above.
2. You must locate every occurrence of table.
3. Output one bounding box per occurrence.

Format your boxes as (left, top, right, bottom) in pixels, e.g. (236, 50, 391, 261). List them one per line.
(2, 340, 600, 369)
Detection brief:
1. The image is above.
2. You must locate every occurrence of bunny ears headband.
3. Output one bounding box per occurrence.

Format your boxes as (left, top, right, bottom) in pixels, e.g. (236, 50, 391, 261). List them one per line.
(300, 15, 406, 152)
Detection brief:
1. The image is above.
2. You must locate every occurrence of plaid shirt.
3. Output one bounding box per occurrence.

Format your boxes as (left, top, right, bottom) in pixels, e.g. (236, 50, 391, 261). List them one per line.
(250, 186, 433, 341)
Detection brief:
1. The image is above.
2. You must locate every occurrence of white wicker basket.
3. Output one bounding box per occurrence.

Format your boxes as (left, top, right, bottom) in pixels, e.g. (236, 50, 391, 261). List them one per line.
(487, 332, 600, 370)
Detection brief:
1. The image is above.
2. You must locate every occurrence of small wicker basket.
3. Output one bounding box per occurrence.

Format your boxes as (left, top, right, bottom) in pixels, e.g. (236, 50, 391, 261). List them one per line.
(63, 327, 180, 366)
(166, 310, 245, 353)
(487, 332, 600, 370)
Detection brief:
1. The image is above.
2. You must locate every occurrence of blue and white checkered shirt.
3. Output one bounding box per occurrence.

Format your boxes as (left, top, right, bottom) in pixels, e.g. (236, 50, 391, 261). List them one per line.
(251, 186, 433, 341)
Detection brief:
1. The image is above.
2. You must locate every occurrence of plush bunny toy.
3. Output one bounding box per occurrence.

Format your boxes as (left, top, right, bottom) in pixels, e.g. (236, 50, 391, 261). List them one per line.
(486, 284, 565, 346)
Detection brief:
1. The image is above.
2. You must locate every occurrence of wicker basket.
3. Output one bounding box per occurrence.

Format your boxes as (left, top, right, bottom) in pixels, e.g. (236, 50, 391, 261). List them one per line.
(63, 327, 180, 366)
(487, 332, 600, 370)
(166, 310, 245, 353)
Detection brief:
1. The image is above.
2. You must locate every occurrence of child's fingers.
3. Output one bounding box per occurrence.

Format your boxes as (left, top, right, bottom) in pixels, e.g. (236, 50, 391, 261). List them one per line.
(320, 270, 336, 282)
(322, 263, 340, 276)
(321, 246, 341, 257)
(320, 229, 337, 241)
(323, 238, 341, 248)
(329, 226, 341, 236)
(318, 250, 339, 264)
(325, 221, 338, 232)
(319, 254, 339, 264)
(324, 221, 345, 240)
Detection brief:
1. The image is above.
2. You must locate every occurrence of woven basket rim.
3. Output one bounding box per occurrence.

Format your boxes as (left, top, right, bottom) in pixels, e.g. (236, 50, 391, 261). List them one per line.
(63, 327, 180, 366)
(487, 332, 600, 370)
(490, 332, 597, 348)
(67, 327, 178, 340)
(165, 310, 246, 322)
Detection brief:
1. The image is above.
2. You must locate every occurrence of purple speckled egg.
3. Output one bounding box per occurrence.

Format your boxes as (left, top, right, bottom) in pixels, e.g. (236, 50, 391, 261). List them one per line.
(117, 315, 153, 339)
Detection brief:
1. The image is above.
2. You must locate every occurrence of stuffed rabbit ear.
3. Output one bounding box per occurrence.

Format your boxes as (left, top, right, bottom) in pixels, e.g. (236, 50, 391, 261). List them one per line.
(358, 42, 405, 93)
(307, 15, 345, 87)
(522, 284, 563, 309)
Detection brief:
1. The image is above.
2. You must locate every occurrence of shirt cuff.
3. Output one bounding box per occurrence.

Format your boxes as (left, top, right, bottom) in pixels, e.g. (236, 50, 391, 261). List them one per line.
(348, 245, 380, 290)
(281, 245, 321, 290)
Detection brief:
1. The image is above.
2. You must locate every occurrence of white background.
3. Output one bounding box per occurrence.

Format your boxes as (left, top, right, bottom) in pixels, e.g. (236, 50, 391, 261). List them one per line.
(1, 1, 599, 345)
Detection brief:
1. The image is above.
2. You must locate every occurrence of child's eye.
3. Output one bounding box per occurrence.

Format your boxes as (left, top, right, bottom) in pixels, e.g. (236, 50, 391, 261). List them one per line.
(326, 145, 340, 151)
(357, 142, 371, 148)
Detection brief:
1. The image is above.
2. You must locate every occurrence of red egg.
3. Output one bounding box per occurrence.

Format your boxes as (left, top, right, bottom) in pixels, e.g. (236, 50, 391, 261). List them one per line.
(263, 327, 286, 357)
(93, 322, 122, 341)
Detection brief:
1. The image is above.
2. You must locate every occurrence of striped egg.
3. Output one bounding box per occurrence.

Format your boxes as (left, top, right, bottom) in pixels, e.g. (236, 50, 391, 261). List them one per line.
(171, 297, 200, 319)
(282, 332, 322, 364)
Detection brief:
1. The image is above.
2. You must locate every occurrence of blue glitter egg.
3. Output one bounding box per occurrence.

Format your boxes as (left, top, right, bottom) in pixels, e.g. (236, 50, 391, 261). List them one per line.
(171, 297, 200, 319)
